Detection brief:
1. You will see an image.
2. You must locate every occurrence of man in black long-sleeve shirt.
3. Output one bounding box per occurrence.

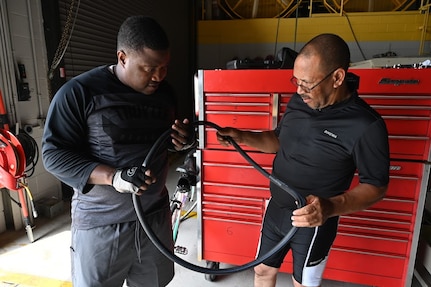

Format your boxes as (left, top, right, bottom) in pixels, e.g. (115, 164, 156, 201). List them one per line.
(42, 16, 193, 287)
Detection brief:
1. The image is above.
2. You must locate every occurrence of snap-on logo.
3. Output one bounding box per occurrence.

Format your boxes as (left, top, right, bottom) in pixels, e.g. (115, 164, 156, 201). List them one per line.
(379, 78, 420, 86)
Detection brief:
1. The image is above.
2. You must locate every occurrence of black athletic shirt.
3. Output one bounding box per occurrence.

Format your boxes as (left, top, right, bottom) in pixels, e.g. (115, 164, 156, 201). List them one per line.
(42, 65, 177, 229)
(271, 92, 390, 208)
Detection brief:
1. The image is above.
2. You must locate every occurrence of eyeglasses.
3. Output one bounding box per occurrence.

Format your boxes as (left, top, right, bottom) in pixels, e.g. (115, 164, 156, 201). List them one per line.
(290, 67, 338, 93)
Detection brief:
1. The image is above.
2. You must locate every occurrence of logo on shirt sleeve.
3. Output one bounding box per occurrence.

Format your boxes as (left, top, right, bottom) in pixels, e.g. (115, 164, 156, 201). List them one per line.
(323, 129, 338, 139)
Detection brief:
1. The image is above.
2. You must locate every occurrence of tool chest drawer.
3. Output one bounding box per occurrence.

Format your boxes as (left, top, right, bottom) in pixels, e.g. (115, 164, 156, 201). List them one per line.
(201, 149, 274, 188)
(202, 126, 281, 151)
(204, 93, 272, 130)
(327, 246, 405, 278)
(388, 136, 431, 161)
(200, 149, 271, 265)
(202, 193, 265, 224)
(202, 162, 269, 188)
(204, 94, 271, 111)
(383, 115, 430, 137)
(336, 223, 410, 255)
(202, 220, 261, 264)
(202, 93, 276, 149)
(201, 182, 270, 201)
(325, 249, 406, 285)
(365, 98, 431, 160)
(201, 188, 267, 265)
(350, 161, 424, 200)
(339, 212, 412, 237)
(335, 229, 409, 255)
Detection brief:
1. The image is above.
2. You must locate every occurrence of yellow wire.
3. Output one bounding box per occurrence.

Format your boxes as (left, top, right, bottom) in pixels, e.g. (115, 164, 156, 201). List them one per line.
(19, 182, 33, 201)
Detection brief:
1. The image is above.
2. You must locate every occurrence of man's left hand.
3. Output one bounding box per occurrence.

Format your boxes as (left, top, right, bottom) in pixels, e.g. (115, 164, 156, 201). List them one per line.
(291, 195, 332, 227)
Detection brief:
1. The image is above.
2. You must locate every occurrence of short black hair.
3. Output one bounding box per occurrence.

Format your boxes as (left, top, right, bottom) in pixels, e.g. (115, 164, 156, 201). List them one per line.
(299, 33, 350, 72)
(117, 16, 169, 52)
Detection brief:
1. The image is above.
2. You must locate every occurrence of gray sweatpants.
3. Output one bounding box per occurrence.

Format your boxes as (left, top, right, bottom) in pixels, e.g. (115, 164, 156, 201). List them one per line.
(71, 207, 174, 287)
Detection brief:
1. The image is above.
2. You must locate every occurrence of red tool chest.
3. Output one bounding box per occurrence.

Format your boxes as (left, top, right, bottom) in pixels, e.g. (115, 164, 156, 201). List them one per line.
(196, 68, 431, 286)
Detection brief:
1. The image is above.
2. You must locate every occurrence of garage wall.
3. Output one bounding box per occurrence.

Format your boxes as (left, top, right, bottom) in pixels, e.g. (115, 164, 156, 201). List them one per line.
(0, 0, 60, 231)
(197, 12, 431, 69)
(53, 0, 195, 119)
(0, 0, 195, 232)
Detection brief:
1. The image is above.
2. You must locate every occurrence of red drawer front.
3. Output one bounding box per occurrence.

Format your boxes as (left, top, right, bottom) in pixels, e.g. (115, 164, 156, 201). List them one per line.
(205, 94, 272, 105)
(201, 149, 274, 187)
(202, 163, 270, 188)
(388, 160, 426, 177)
(202, 220, 261, 261)
(333, 232, 408, 257)
(326, 249, 406, 285)
(385, 175, 421, 200)
(204, 128, 264, 150)
(340, 212, 411, 233)
(337, 222, 410, 244)
(352, 69, 431, 95)
(383, 116, 430, 136)
(371, 197, 415, 214)
(205, 113, 271, 130)
(203, 70, 295, 93)
(389, 136, 431, 161)
(375, 106, 431, 117)
(201, 148, 275, 164)
(202, 193, 265, 224)
(203, 94, 274, 148)
(350, 161, 424, 200)
(205, 94, 272, 129)
(203, 69, 431, 95)
(201, 182, 268, 266)
(363, 96, 431, 108)
(368, 98, 431, 159)
(202, 182, 269, 200)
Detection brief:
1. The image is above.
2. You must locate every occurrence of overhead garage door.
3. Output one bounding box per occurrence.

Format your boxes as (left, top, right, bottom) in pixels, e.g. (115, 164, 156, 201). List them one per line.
(58, 0, 150, 79)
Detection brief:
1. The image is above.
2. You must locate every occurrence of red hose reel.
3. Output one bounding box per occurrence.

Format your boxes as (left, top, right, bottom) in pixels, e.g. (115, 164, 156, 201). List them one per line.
(0, 128, 26, 190)
(0, 89, 34, 242)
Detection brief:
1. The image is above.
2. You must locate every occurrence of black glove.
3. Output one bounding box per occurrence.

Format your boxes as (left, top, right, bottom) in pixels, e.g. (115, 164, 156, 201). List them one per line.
(112, 166, 147, 194)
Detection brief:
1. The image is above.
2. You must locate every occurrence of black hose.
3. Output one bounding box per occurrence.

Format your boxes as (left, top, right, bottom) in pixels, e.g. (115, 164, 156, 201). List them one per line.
(133, 120, 306, 275)
(16, 129, 39, 177)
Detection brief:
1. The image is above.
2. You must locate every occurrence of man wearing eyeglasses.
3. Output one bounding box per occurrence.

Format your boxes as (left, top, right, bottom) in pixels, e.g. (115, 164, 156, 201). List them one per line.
(217, 33, 389, 287)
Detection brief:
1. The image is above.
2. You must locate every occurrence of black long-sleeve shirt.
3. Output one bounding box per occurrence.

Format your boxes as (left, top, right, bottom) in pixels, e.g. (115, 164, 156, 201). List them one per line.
(42, 65, 176, 229)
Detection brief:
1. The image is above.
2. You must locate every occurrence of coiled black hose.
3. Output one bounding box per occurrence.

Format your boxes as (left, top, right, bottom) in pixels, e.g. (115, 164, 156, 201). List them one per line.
(17, 129, 39, 177)
(132, 120, 306, 275)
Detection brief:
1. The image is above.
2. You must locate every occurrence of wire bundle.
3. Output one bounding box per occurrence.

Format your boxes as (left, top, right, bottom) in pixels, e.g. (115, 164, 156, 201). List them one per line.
(16, 129, 39, 177)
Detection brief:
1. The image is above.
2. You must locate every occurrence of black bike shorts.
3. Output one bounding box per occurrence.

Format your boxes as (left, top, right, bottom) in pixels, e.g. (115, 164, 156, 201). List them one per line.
(256, 198, 339, 286)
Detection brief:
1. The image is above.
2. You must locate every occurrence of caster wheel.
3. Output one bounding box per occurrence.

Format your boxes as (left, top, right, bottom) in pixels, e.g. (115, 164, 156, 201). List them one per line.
(204, 261, 219, 281)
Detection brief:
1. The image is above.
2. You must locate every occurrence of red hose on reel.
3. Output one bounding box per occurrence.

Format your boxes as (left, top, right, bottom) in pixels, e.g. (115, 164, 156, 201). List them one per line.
(0, 89, 34, 242)
(0, 128, 26, 190)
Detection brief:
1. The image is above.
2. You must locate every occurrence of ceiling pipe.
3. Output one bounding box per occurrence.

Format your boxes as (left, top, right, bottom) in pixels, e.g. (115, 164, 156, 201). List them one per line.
(26, 0, 45, 123)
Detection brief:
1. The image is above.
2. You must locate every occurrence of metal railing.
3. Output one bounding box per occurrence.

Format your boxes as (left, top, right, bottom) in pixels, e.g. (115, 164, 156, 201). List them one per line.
(201, 0, 421, 20)
(419, 0, 430, 55)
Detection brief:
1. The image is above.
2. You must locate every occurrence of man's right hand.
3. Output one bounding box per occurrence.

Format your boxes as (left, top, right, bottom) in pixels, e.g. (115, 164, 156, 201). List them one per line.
(216, 127, 242, 147)
(112, 167, 154, 194)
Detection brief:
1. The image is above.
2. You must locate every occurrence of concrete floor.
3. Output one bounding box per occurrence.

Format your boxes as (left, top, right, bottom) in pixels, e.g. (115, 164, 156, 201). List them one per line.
(0, 155, 422, 286)
(0, 202, 371, 287)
